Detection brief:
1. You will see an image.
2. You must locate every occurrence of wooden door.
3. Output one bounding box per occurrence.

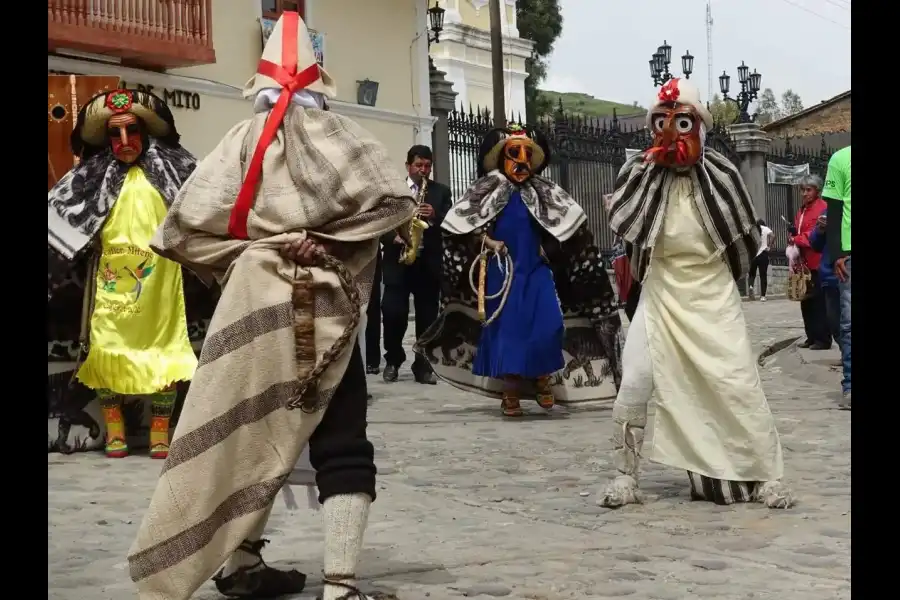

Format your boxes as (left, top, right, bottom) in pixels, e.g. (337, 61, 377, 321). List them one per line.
(48, 75, 121, 191)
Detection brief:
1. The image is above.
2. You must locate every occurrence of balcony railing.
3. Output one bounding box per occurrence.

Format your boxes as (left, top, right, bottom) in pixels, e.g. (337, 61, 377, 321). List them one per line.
(48, 1, 216, 69)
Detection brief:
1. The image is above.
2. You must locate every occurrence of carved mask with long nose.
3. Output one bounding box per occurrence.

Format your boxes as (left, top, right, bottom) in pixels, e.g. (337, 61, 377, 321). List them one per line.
(502, 135, 536, 183)
(645, 105, 703, 168)
(106, 112, 144, 164)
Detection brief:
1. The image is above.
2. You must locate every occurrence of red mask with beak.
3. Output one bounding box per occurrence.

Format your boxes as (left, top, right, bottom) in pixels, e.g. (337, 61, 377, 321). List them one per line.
(644, 80, 703, 168)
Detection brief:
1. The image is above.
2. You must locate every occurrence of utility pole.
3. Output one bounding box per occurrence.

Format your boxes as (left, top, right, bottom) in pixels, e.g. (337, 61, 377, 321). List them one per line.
(489, 0, 506, 128)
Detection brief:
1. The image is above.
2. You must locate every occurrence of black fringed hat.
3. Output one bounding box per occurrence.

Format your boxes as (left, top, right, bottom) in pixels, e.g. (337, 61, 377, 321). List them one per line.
(70, 88, 181, 156)
(476, 123, 552, 177)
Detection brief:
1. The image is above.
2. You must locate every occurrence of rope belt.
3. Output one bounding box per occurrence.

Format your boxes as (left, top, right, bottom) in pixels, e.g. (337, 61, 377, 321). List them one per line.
(469, 237, 514, 326)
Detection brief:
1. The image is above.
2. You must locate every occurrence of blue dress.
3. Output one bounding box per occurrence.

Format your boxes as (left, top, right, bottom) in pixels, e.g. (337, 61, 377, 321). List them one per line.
(472, 190, 565, 379)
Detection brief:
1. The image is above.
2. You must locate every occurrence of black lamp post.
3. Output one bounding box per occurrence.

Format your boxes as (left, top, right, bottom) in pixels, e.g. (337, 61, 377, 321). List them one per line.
(649, 40, 694, 86)
(427, 1, 445, 47)
(719, 61, 762, 124)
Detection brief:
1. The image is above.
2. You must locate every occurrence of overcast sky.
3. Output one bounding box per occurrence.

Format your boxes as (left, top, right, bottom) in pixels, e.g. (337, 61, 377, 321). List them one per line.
(543, 0, 851, 112)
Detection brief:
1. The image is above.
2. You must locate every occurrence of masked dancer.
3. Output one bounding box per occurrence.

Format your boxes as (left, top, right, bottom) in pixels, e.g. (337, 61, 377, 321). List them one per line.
(598, 78, 792, 509)
(128, 12, 415, 600)
(47, 88, 199, 460)
(415, 125, 622, 417)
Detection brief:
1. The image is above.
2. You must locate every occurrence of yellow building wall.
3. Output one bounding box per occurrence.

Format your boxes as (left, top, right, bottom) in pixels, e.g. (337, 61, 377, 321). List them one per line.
(455, 1, 516, 30)
(50, 0, 427, 166)
(311, 0, 421, 114)
(169, 0, 261, 89)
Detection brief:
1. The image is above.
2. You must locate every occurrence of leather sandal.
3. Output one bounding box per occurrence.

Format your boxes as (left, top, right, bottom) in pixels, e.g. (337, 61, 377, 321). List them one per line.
(535, 377, 555, 410)
(318, 578, 370, 600)
(501, 392, 523, 417)
(212, 539, 306, 598)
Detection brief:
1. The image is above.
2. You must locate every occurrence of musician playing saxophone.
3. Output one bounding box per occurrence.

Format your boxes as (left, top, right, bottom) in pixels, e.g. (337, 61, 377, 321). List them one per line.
(381, 145, 454, 385)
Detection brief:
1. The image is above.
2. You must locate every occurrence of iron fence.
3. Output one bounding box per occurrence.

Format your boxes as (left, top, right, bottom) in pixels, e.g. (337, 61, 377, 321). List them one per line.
(448, 103, 719, 257)
(764, 135, 835, 265)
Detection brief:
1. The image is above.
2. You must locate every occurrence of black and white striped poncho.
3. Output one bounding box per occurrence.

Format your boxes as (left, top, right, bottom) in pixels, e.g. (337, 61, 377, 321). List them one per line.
(608, 149, 761, 283)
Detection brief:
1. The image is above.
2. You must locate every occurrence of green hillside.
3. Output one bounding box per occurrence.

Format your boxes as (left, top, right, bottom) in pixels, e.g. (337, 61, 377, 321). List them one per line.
(538, 90, 645, 118)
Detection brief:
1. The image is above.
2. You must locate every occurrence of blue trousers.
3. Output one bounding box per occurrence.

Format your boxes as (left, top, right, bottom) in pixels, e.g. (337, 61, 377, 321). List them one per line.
(838, 257, 851, 394)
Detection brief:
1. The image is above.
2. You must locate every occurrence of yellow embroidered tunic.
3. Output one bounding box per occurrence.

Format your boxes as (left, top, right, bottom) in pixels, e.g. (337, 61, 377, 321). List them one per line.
(77, 167, 197, 395)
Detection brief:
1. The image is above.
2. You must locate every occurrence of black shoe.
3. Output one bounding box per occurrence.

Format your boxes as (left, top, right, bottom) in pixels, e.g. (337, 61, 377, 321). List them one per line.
(383, 364, 399, 383)
(366, 365, 380, 375)
(798, 340, 812, 349)
(212, 539, 306, 598)
(809, 342, 832, 350)
(413, 369, 437, 385)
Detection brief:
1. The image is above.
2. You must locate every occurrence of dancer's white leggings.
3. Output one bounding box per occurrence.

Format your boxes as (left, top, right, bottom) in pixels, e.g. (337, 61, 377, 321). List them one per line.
(616, 301, 654, 413)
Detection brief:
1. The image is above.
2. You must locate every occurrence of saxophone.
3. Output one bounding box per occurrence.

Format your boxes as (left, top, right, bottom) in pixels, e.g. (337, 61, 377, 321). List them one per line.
(398, 177, 430, 265)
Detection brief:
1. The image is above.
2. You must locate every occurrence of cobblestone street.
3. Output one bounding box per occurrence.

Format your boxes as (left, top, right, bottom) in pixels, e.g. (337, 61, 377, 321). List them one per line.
(48, 299, 850, 600)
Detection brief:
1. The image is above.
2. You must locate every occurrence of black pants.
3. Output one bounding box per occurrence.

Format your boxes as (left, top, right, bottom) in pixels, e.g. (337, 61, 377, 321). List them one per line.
(748, 251, 769, 296)
(365, 253, 382, 368)
(382, 263, 440, 372)
(800, 269, 832, 347)
(308, 343, 376, 503)
(823, 285, 842, 352)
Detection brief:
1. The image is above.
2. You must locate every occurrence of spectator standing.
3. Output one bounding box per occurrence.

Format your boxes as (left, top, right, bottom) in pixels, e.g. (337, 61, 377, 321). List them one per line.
(748, 219, 774, 301)
(822, 146, 851, 410)
(789, 174, 831, 350)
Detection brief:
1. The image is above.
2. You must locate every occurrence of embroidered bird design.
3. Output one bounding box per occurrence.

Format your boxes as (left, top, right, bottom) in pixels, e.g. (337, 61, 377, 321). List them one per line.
(101, 263, 119, 293)
(123, 259, 155, 301)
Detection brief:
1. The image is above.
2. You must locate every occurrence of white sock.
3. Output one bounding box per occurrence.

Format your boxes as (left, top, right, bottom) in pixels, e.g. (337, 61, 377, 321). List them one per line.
(220, 502, 274, 577)
(322, 493, 372, 600)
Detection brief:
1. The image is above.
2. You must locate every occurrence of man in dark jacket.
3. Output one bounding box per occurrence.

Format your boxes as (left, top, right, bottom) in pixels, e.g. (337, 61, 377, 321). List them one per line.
(381, 145, 453, 384)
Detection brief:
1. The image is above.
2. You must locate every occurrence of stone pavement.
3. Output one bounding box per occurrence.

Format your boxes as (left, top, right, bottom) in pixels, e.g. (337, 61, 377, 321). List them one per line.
(48, 299, 850, 600)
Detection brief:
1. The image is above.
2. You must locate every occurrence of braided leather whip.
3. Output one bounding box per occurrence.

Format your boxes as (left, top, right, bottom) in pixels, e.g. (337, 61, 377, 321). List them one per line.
(286, 252, 362, 413)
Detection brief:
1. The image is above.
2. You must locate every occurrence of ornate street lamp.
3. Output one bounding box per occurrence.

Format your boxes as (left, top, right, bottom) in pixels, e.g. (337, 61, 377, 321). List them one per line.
(649, 40, 694, 85)
(427, 1, 445, 46)
(719, 61, 762, 123)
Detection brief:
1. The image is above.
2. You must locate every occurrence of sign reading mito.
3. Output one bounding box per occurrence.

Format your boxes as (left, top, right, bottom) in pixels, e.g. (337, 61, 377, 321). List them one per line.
(120, 82, 201, 110)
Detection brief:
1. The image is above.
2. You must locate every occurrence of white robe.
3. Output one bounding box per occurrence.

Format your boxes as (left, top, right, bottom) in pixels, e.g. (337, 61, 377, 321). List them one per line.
(632, 176, 783, 482)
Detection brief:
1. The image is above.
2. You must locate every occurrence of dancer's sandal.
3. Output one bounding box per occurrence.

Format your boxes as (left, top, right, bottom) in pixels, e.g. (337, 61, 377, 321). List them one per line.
(105, 437, 128, 459)
(318, 578, 371, 600)
(535, 377, 555, 410)
(212, 539, 307, 598)
(501, 392, 524, 417)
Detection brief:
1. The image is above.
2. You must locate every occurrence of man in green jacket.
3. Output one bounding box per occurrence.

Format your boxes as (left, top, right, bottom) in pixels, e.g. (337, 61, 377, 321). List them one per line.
(822, 146, 851, 410)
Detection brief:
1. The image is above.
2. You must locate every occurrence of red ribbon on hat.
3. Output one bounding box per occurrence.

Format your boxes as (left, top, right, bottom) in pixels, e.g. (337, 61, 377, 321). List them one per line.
(228, 11, 321, 240)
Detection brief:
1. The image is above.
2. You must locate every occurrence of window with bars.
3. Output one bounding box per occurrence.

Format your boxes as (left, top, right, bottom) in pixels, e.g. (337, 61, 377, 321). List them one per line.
(261, 0, 305, 20)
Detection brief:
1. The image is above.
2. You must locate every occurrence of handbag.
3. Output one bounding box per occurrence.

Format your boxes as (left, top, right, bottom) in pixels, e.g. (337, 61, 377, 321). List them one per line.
(787, 264, 811, 302)
(786, 210, 813, 302)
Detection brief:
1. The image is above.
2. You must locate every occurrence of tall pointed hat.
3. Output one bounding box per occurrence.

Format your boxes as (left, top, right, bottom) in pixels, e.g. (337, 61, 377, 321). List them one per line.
(229, 11, 336, 239)
(243, 11, 336, 99)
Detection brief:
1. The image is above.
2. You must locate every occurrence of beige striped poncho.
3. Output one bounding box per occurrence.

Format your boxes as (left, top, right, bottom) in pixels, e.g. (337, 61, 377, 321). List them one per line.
(127, 105, 415, 600)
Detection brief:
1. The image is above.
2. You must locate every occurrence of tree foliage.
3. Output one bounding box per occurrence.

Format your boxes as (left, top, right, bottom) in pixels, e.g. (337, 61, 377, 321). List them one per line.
(516, 0, 563, 122)
(709, 94, 739, 126)
(755, 87, 804, 125)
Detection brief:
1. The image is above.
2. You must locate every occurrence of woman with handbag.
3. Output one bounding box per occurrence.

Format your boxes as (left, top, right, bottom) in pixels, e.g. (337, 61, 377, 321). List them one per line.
(788, 174, 832, 350)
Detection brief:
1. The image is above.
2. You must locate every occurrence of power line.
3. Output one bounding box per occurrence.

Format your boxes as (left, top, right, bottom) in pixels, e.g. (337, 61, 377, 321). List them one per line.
(822, 0, 850, 10)
(775, 0, 850, 30)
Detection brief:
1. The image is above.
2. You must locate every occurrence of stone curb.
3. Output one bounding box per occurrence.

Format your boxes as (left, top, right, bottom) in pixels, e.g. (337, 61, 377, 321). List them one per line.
(757, 335, 803, 366)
